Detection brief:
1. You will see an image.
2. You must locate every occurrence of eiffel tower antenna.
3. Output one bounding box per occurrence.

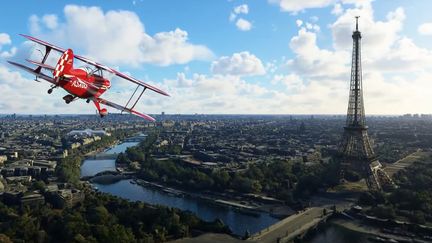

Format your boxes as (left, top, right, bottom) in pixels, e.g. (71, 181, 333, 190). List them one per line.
(339, 16, 394, 191)
(355, 16, 359, 31)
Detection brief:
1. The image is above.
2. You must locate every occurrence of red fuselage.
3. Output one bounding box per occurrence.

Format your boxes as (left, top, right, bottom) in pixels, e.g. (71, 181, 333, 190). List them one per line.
(59, 68, 111, 99)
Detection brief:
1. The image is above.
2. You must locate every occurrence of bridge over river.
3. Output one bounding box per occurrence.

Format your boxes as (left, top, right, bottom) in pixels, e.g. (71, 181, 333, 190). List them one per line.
(87, 153, 119, 160)
(247, 207, 331, 243)
(81, 170, 136, 184)
(246, 192, 354, 243)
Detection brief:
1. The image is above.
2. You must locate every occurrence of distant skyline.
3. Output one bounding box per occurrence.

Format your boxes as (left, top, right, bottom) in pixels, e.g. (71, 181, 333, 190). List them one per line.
(1, 0, 432, 115)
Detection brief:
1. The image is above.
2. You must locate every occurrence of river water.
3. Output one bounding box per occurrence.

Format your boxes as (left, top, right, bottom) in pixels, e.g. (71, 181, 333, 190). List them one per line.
(80, 141, 369, 240)
(80, 141, 279, 236)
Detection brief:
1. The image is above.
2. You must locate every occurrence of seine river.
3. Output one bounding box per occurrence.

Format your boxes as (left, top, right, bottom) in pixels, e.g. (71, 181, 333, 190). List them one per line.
(80, 141, 278, 236)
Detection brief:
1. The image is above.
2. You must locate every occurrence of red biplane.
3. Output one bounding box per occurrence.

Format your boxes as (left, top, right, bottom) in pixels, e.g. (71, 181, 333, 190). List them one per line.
(8, 34, 169, 122)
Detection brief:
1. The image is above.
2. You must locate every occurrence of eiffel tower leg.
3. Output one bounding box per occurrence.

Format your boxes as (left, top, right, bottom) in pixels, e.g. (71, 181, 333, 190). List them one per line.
(364, 166, 381, 191)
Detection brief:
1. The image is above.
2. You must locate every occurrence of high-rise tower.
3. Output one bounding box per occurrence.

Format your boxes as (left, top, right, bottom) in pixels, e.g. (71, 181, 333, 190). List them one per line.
(339, 17, 393, 191)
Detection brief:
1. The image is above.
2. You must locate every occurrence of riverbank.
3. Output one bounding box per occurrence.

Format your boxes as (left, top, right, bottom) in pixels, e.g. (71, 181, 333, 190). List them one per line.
(331, 218, 431, 243)
(133, 178, 293, 219)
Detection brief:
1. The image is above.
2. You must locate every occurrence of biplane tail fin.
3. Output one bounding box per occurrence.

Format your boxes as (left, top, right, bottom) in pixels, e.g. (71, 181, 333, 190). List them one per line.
(53, 49, 74, 79)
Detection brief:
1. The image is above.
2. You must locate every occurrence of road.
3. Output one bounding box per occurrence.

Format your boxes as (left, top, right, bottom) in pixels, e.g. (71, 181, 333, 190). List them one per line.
(247, 207, 326, 243)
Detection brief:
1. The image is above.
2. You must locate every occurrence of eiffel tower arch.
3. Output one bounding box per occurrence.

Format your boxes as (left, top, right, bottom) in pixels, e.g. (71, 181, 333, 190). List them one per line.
(338, 17, 394, 191)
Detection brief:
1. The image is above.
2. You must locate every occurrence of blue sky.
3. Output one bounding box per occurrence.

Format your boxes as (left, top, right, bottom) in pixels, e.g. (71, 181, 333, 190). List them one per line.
(1, 0, 432, 115)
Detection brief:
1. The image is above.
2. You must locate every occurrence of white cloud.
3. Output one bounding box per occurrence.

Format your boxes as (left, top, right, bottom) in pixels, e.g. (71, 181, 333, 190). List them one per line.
(331, 3, 405, 60)
(0, 33, 11, 46)
(287, 28, 349, 78)
(234, 4, 249, 14)
(305, 22, 320, 32)
(0, 47, 17, 58)
(42, 14, 58, 30)
(296, 19, 303, 27)
(229, 4, 249, 24)
(268, 0, 335, 13)
(29, 5, 213, 66)
(268, 0, 374, 13)
(332, 3, 344, 15)
(272, 74, 305, 92)
(211, 51, 266, 76)
(236, 18, 252, 31)
(418, 22, 432, 36)
(152, 73, 273, 114)
(0, 33, 16, 58)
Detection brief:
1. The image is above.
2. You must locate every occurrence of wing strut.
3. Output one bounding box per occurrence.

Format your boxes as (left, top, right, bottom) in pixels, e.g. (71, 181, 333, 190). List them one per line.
(122, 85, 147, 114)
(131, 87, 146, 110)
(34, 45, 52, 74)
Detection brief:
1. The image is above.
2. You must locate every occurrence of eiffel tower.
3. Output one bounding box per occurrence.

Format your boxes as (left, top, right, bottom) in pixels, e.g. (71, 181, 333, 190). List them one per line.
(339, 17, 393, 191)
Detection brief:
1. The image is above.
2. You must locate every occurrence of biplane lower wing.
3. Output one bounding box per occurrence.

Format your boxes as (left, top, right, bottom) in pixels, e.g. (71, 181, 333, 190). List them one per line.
(94, 97, 156, 122)
(26, 59, 55, 71)
(7, 61, 57, 85)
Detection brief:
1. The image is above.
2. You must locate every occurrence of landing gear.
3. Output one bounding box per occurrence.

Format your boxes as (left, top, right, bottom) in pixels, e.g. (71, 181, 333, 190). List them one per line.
(99, 108, 108, 118)
(62, 95, 75, 104)
(47, 89, 53, 94)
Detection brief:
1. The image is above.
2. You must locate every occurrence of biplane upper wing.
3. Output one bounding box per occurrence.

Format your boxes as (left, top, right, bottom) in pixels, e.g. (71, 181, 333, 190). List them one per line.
(73, 55, 170, 96)
(21, 34, 170, 97)
(94, 97, 156, 122)
(21, 34, 65, 52)
(7, 61, 57, 85)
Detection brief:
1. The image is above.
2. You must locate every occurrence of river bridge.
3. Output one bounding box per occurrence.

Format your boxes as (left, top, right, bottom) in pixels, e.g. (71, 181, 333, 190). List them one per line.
(247, 207, 331, 243)
(88, 153, 119, 160)
(246, 192, 354, 243)
(123, 134, 147, 142)
(81, 170, 136, 184)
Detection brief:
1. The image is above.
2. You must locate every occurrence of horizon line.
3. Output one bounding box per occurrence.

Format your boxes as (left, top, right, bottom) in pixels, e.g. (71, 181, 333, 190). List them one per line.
(0, 113, 429, 116)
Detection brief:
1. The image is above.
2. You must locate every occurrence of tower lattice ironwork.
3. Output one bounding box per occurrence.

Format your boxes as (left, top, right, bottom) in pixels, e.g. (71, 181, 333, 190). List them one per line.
(339, 17, 393, 191)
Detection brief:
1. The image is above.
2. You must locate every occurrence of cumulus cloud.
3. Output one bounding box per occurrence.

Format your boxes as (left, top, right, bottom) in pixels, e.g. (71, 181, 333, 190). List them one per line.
(268, 0, 375, 13)
(331, 2, 405, 56)
(211, 51, 266, 76)
(305, 22, 320, 32)
(332, 3, 344, 15)
(236, 18, 252, 31)
(0, 33, 17, 58)
(0, 33, 11, 46)
(418, 22, 432, 36)
(29, 5, 213, 66)
(268, 0, 335, 13)
(287, 27, 349, 78)
(42, 14, 58, 30)
(229, 4, 252, 31)
(151, 72, 274, 114)
(272, 74, 305, 93)
(234, 4, 249, 14)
